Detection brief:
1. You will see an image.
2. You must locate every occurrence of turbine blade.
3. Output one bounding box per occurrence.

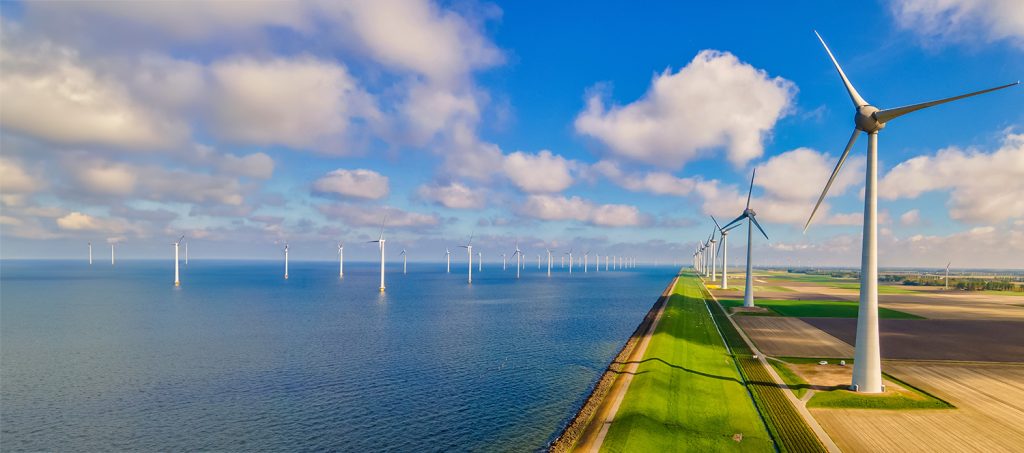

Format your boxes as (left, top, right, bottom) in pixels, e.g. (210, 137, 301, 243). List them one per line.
(804, 128, 861, 232)
(814, 31, 868, 108)
(750, 215, 770, 241)
(874, 81, 1019, 124)
(746, 168, 756, 210)
(711, 215, 722, 231)
(723, 212, 748, 230)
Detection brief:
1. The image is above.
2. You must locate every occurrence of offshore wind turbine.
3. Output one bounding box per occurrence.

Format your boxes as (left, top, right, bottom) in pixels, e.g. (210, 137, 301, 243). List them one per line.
(111, 243, 115, 265)
(584, 251, 590, 272)
(478, 251, 482, 272)
(185, 241, 189, 265)
(546, 249, 553, 277)
(459, 234, 474, 283)
(174, 235, 184, 286)
(502, 253, 507, 271)
(723, 169, 770, 308)
(566, 249, 573, 275)
(401, 248, 407, 274)
(283, 243, 289, 280)
(446, 248, 451, 273)
(338, 242, 345, 279)
(368, 219, 387, 291)
(509, 240, 520, 278)
(537, 254, 541, 269)
(712, 216, 738, 289)
(803, 32, 1017, 393)
(88, 242, 92, 265)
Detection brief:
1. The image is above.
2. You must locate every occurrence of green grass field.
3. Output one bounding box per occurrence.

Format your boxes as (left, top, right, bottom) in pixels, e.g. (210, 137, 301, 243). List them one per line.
(718, 299, 923, 319)
(832, 283, 922, 294)
(600, 275, 774, 452)
(805, 372, 953, 410)
(766, 359, 809, 399)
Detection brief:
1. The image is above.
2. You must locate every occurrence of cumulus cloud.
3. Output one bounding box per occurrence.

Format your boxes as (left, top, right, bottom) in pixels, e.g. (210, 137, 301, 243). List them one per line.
(69, 159, 246, 206)
(502, 150, 575, 193)
(210, 56, 379, 151)
(312, 169, 390, 200)
(190, 145, 274, 179)
(0, 35, 189, 149)
(319, 203, 440, 228)
(591, 160, 697, 196)
(417, 182, 486, 209)
(575, 50, 796, 169)
(879, 133, 1024, 223)
(0, 156, 41, 194)
(900, 209, 922, 226)
(520, 195, 644, 227)
(890, 0, 1024, 48)
(56, 211, 143, 235)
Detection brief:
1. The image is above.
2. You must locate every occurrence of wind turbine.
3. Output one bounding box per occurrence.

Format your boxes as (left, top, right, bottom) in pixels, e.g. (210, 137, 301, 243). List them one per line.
(945, 262, 951, 290)
(184, 241, 189, 265)
(368, 218, 386, 292)
(446, 248, 451, 273)
(708, 229, 718, 281)
(459, 234, 474, 283)
(804, 32, 1017, 394)
(584, 251, 590, 272)
(88, 242, 92, 265)
(537, 254, 541, 269)
(111, 242, 115, 265)
(478, 251, 482, 272)
(512, 241, 523, 279)
(546, 249, 553, 277)
(502, 253, 507, 271)
(712, 216, 739, 289)
(401, 248, 407, 274)
(723, 169, 769, 308)
(283, 243, 289, 280)
(566, 249, 573, 275)
(174, 235, 184, 286)
(338, 242, 345, 279)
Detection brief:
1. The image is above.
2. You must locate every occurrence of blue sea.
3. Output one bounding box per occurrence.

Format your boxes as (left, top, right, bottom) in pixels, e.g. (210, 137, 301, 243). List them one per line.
(0, 260, 675, 451)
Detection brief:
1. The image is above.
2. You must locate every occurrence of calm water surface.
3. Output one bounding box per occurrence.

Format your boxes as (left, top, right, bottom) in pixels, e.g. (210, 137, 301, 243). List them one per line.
(1, 260, 675, 451)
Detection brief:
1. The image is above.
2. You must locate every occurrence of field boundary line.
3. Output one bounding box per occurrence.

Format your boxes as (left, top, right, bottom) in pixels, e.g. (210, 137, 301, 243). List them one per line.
(701, 277, 842, 453)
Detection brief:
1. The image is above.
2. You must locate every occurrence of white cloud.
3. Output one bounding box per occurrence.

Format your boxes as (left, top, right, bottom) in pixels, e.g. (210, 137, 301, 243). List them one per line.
(591, 160, 697, 196)
(417, 182, 486, 209)
(0, 35, 188, 149)
(69, 159, 246, 206)
(210, 56, 378, 151)
(0, 157, 41, 194)
(318, 203, 440, 228)
(312, 169, 390, 200)
(890, 0, 1024, 48)
(56, 211, 142, 235)
(879, 133, 1024, 223)
(520, 195, 643, 227)
(756, 147, 862, 201)
(502, 150, 575, 193)
(575, 50, 796, 169)
(900, 209, 922, 226)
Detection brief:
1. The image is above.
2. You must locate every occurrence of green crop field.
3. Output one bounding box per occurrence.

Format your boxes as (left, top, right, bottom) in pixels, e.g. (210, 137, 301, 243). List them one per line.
(717, 299, 923, 319)
(767, 359, 809, 399)
(599, 274, 774, 452)
(832, 283, 921, 294)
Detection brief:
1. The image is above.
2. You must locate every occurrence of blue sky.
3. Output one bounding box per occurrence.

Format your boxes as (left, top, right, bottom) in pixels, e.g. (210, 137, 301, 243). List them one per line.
(1, 0, 1022, 268)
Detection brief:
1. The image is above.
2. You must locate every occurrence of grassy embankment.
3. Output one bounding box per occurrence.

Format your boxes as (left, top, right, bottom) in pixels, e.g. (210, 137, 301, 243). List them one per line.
(598, 274, 774, 452)
(717, 298, 923, 319)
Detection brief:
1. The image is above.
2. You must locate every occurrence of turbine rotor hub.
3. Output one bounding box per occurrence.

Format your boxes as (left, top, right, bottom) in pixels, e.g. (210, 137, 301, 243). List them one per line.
(855, 105, 885, 133)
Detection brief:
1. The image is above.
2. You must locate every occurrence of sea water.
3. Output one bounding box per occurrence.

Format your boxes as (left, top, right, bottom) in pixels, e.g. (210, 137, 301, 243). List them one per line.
(0, 260, 675, 451)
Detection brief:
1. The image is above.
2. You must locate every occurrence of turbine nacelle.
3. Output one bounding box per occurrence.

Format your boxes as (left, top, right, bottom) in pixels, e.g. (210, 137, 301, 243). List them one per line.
(856, 105, 885, 133)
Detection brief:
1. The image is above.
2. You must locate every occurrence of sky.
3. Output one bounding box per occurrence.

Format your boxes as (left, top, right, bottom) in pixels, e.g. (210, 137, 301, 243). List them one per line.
(1, 0, 1022, 268)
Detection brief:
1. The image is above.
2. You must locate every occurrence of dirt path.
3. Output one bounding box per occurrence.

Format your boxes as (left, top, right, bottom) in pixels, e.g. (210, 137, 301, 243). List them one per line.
(567, 278, 676, 453)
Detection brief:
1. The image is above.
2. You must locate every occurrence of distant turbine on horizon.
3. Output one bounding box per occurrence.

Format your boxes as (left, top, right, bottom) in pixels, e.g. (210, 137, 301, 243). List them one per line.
(401, 248, 407, 275)
(88, 242, 92, 265)
(446, 248, 451, 273)
(712, 216, 738, 290)
(803, 31, 1017, 393)
(283, 243, 289, 280)
(459, 234, 474, 284)
(723, 169, 770, 308)
(338, 242, 345, 279)
(174, 235, 185, 287)
(512, 241, 522, 279)
(368, 218, 387, 291)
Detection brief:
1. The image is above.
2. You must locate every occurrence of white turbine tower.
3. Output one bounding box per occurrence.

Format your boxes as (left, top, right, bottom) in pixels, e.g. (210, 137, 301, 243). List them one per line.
(446, 248, 451, 273)
(368, 219, 386, 292)
(459, 234, 474, 284)
(509, 240, 520, 278)
(88, 242, 93, 265)
(338, 242, 345, 279)
(803, 32, 1017, 393)
(283, 243, 289, 280)
(502, 253, 507, 271)
(537, 254, 541, 269)
(723, 169, 770, 308)
(712, 216, 739, 290)
(173, 235, 184, 286)
(111, 243, 115, 265)
(584, 251, 590, 272)
(546, 249, 553, 277)
(566, 249, 573, 275)
(401, 249, 407, 275)
(945, 262, 951, 289)
(478, 251, 482, 272)
(185, 241, 189, 265)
